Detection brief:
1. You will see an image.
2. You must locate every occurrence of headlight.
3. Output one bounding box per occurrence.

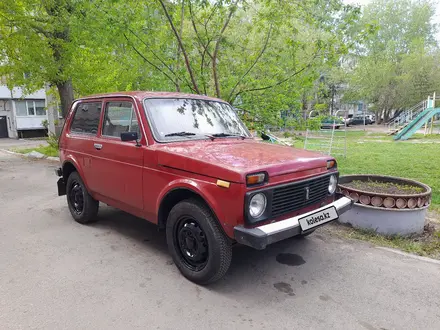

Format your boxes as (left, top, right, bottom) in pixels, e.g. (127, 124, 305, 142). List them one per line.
(249, 193, 267, 218)
(328, 174, 337, 194)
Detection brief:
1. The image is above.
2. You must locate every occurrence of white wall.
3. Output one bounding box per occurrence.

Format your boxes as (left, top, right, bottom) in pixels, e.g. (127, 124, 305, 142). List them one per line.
(0, 85, 46, 99)
(16, 116, 47, 130)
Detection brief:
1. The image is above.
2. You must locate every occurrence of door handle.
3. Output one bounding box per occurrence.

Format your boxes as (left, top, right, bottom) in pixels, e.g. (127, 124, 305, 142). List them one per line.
(94, 143, 103, 150)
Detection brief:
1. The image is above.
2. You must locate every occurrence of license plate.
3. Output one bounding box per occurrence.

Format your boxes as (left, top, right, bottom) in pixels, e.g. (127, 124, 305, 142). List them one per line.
(298, 206, 338, 231)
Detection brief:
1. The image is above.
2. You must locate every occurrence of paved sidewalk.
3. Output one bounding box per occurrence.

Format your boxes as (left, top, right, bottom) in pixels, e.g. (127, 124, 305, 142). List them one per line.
(1, 150, 439, 330)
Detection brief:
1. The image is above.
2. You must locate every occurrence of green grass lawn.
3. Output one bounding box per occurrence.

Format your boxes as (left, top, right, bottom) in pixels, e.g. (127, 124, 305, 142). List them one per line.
(293, 130, 440, 258)
(293, 131, 440, 210)
(13, 145, 59, 157)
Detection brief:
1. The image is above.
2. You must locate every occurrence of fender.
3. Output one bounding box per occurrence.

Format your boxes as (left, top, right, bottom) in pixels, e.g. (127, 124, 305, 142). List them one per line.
(157, 178, 228, 230)
(62, 154, 91, 192)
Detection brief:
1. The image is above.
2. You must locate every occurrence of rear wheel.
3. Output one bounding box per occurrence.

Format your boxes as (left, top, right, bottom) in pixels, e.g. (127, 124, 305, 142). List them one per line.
(166, 199, 232, 285)
(66, 171, 99, 224)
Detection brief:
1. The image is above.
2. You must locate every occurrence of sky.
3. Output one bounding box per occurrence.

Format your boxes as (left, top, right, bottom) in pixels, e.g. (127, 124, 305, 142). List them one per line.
(343, 0, 440, 41)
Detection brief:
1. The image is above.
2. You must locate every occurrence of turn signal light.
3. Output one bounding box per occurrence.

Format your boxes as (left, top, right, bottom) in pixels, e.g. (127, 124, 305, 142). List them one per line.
(327, 160, 337, 170)
(246, 173, 267, 186)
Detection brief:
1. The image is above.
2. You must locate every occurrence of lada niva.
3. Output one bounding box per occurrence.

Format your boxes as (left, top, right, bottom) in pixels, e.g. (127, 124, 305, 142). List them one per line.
(55, 92, 353, 284)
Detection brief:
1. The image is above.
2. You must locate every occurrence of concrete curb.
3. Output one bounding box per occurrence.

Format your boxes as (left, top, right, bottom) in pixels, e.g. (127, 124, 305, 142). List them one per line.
(376, 247, 440, 265)
(0, 148, 60, 162)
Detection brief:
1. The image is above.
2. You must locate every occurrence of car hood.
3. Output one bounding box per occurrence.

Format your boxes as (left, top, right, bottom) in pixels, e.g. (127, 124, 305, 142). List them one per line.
(153, 139, 332, 183)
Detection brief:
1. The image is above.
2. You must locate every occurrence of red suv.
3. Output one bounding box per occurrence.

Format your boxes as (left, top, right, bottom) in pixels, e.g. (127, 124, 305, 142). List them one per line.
(55, 92, 353, 284)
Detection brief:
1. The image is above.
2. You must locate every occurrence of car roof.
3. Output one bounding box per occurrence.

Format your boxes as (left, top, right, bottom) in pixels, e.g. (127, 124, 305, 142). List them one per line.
(75, 91, 226, 103)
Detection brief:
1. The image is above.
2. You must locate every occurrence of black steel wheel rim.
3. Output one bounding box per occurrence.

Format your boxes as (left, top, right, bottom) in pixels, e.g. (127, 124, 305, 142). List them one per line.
(174, 216, 209, 272)
(69, 180, 84, 215)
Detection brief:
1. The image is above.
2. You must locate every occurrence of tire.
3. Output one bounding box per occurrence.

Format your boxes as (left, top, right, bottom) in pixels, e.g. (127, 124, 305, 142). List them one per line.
(66, 171, 99, 224)
(166, 199, 232, 285)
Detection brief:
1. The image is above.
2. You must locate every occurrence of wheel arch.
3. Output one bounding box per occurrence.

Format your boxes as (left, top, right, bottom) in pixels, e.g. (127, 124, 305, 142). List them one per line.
(62, 161, 77, 182)
(157, 187, 228, 237)
(61, 157, 90, 191)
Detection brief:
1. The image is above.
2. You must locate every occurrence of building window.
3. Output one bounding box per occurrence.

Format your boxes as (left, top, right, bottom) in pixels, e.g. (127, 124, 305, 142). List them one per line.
(35, 100, 45, 116)
(27, 101, 35, 115)
(16, 101, 27, 116)
(15, 100, 46, 116)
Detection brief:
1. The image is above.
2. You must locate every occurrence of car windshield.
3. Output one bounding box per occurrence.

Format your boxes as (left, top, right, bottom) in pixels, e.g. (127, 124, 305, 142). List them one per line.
(143, 98, 250, 141)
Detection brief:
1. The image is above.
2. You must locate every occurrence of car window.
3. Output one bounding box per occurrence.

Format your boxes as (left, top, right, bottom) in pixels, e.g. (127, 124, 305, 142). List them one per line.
(102, 101, 140, 138)
(70, 102, 102, 135)
(143, 98, 250, 142)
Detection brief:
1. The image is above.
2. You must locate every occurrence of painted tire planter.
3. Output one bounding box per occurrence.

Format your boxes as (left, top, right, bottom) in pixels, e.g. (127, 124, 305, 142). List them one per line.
(337, 175, 431, 235)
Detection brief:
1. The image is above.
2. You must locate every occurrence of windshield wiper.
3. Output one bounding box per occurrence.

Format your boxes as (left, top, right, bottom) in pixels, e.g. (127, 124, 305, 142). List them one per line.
(208, 133, 246, 139)
(164, 131, 196, 137)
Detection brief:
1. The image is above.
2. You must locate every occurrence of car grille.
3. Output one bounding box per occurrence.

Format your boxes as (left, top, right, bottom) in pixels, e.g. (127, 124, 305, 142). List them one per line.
(271, 175, 331, 217)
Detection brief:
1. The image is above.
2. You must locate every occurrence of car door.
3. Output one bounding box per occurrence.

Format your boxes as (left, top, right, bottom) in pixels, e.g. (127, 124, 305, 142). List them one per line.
(91, 98, 144, 211)
(66, 101, 103, 194)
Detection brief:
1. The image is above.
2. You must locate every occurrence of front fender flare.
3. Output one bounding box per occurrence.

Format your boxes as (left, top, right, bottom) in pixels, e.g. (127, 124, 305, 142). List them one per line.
(156, 179, 229, 234)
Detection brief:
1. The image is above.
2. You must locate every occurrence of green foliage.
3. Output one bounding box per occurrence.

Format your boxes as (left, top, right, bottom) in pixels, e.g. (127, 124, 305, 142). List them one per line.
(41, 119, 49, 129)
(342, 0, 440, 121)
(46, 133, 59, 149)
(307, 116, 324, 131)
(3, 0, 437, 128)
(0, 0, 362, 126)
(314, 103, 328, 112)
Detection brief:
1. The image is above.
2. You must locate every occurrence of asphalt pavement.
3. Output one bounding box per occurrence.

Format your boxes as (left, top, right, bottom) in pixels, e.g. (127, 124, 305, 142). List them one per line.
(0, 148, 439, 330)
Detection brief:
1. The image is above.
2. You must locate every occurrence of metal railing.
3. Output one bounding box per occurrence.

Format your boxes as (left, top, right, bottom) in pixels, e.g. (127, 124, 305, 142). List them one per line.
(387, 100, 426, 132)
(304, 110, 347, 158)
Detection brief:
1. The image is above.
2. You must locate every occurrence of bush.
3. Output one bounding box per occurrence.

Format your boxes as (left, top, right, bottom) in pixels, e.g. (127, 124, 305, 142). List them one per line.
(41, 119, 49, 129)
(46, 133, 59, 149)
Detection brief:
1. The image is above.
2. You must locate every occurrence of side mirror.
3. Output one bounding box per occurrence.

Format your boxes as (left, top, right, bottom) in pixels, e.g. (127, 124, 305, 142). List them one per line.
(120, 132, 141, 146)
(261, 132, 270, 141)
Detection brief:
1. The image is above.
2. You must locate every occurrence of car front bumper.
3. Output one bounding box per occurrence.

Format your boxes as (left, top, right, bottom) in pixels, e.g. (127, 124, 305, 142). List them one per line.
(234, 195, 353, 250)
(55, 167, 66, 196)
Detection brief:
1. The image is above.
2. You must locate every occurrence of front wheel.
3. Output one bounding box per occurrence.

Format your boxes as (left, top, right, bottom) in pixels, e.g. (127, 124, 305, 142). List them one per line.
(66, 171, 99, 224)
(166, 199, 232, 285)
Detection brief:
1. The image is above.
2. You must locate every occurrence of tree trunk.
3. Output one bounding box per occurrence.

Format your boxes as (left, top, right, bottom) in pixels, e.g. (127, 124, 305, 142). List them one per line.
(175, 0, 185, 92)
(57, 79, 74, 118)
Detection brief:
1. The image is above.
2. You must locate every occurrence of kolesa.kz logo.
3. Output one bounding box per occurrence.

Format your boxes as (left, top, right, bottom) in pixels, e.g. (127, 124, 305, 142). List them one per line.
(305, 212, 331, 226)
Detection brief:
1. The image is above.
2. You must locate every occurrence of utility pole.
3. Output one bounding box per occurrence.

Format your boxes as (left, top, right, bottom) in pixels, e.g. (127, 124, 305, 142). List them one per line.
(330, 84, 335, 116)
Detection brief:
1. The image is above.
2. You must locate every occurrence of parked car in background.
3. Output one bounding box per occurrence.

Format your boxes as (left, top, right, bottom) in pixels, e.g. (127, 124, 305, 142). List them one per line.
(55, 91, 353, 284)
(321, 116, 344, 129)
(351, 115, 373, 125)
(366, 114, 375, 123)
(342, 116, 353, 126)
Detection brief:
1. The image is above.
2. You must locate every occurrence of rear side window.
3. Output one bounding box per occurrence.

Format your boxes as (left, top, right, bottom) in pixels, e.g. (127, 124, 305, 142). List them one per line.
(102, 101, 140, 137)
(70, 102, 102, 134)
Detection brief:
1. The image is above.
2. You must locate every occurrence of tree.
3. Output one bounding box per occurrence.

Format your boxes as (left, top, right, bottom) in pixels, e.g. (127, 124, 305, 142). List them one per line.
(0, 0, 79, 117)
(0, 0, 362, 128)
(113, 0, 362, 126)
(343, 0, 439, 122)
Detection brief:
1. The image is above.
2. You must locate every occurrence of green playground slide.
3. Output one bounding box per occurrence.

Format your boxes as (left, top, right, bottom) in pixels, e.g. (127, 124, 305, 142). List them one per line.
(394, 107, 440, 140)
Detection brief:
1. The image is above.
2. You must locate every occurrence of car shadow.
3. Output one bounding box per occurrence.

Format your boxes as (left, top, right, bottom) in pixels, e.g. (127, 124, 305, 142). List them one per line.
(89, 206, 169, 258)
(88, 206, 316, 289)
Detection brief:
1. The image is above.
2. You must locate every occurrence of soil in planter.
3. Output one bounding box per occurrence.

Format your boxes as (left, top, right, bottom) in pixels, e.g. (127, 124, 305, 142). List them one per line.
(344, 179, 424, 195)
